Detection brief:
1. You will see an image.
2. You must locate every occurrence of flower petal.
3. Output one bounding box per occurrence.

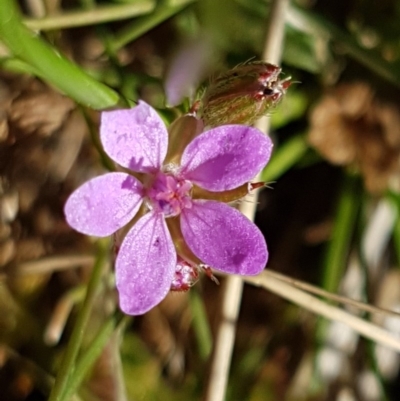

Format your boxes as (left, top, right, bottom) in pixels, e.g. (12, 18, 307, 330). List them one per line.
(65, 172, 143, 236)
(100, 101, 168, 172)
(180, 125, 273, 191)
(116, 212, 176, 315)
(181, 200, 267, 275)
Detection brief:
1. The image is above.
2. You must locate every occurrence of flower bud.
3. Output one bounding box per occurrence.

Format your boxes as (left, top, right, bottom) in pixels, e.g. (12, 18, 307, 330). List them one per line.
(200, 61, 291, 127)
(171, 258, 199, 291)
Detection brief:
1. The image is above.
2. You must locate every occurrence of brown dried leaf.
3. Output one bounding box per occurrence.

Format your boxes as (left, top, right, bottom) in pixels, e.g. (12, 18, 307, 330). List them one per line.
(309, 95, 357, 165)
(336, 82, 374, 118)
(14, 179, 39, 214)
(0, 238, 15, 267)
(9, 89, 74, 137)
(0, 113, 9, 142)
(48, 109, 87, 181)
(377, 103, 400, 148)
(0, 223, 11, 241)
(14, 238, 45, 263)
(0, 189, 19, 223)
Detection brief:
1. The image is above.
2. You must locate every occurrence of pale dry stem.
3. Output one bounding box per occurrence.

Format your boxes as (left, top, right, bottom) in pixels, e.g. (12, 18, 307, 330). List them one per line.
(15, 254, 95, 275)
(244, 271, 400, 353)
(203, 1, 290, 400)
(265, 270, 400, 319)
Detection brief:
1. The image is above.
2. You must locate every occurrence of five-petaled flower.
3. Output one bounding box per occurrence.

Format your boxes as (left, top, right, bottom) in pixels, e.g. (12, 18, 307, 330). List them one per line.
(64, 101, 272, 315)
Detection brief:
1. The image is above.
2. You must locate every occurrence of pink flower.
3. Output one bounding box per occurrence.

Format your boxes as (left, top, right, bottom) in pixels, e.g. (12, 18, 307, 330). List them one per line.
(64, 101, 272, 315)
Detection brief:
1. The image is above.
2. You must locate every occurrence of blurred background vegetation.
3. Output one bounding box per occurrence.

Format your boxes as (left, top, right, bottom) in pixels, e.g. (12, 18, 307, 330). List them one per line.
(1, 0, 400, 400)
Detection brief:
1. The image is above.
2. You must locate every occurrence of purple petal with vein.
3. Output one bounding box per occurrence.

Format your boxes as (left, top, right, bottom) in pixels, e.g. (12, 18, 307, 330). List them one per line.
(100, 101, 168, 172)
(180, 125, 273, 191)
(64, 172, 143, 237)
(181, 200, 267, 275)
(116, 212, 176, 315)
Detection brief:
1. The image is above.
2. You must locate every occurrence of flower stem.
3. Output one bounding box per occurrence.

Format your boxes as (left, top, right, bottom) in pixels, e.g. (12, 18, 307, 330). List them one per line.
(48, 239, 109, 401)
(204, 0, 290, 400)
(23, 1, 155, 31)
(244, 271, 400, 353)
(394, 210, 400, 266)
(59, 312, 129, 401)
(204, 276, 243, 401)
(322, 173, 360, 293)
(0, 0, 120, 109)
(189, 290, 213, 360)
(387, 191, 400, 265)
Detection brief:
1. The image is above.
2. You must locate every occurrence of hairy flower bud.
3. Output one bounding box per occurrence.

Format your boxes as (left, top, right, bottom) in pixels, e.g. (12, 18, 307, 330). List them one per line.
(199, 61, 291, 127)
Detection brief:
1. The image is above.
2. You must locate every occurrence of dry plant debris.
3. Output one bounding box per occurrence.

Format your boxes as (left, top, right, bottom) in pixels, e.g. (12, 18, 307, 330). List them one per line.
(308, 82, 400, 193)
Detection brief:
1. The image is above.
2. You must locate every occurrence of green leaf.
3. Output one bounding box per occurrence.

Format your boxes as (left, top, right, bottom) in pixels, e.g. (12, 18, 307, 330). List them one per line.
(0, 0, 121, 109)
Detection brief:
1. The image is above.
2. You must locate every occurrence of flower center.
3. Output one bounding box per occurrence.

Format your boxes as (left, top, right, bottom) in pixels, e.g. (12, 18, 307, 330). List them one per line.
(146, 172, 193, 217)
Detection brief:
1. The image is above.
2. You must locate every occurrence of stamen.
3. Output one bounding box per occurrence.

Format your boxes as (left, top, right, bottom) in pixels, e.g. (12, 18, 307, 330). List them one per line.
(146, 172, 193, 217)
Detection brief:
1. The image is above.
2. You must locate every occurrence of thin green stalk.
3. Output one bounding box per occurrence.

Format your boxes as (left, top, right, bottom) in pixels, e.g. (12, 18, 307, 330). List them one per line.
(0, 0, 120, 109)
(48, 240, 109, 401)
(288, 5, 400, 87)
(261, 134, 308, 182)
(190, 290, 213, 360)
(322, 173, 359, 292)
(314, 175, 360, 378)
(60, 313, 129, 401)
(392, 203, 400, 266)
(24, 1, 155, 31)
(0, 57, 42, 76)
(82, 107, 116, 172)
(110, 0, 196, 52)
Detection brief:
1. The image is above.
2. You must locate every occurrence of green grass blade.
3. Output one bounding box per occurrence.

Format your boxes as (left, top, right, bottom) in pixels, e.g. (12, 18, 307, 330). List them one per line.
(48, 240, 109, 401)
(0, 0, 120, 109)
(322, 173, 360, 292)
(60, 314, 129, 401)
(110, 0, 196, 52)
(261, 134, 308, 182)
(23, 1, 155, 31)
